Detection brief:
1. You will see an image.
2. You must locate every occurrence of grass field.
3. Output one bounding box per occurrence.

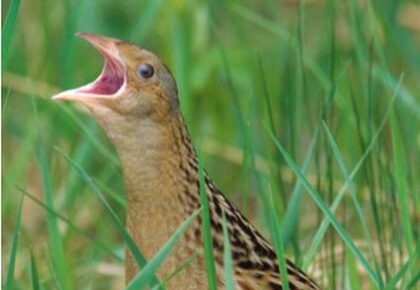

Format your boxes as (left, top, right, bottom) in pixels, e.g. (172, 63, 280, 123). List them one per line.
(2, 0, 419, 289)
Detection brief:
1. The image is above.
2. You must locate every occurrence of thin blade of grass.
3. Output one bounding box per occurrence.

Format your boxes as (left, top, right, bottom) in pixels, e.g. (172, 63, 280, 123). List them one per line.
(404, 269, 420, 290)
(321, 122, 381, 278)
(62, 131, 95, 208)
(94, 177, 126, 208)
(130, 0, 165, 41)
(390, 110, 415, 255)
(30, 251, 41, 290)
(222, 211, 235, 290)
(240, 90, 257, 214)
(282, 61, 349, 244)
(346, 247, 362, 290)
(2, 0, 21, 67)
(281, 117, 320, 244)
(170, 12, 191, 122)
(233, 4, 329, 91)
(33, 99, 71, 290)
(264, 123, 382, 289)
(59, 0, 78, 89)
(268, 186, 290, 290)
(207, 4, 246, 138)
(197, 145, 218, 290)
(302, 76, 402, 272)
(152, 254, 198, 290)
(2, 129, 37, 194)
(58, 104, 119, 167)
(2, 87, 12, 119)
(257, 55, 288, 220)
(5, 195, 24, 290)
(384, 247, 419, 290)
(55, 147, 160, 287)
(17, 187, 121, 261)
(235, 3, 418, 119)
(373, 69, 419, 120)
(125, 210, 200, 290)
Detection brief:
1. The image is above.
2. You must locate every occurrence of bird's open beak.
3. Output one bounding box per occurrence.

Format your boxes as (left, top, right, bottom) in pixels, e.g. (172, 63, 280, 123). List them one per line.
(52, 32, 126, 106)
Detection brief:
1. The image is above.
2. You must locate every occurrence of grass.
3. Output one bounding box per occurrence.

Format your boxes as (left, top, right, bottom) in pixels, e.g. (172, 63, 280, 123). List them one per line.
(2, 0, 419, 289)
(265, 122, 382, 288)
(5, 195, 23, 290)
(1, 0, 20, 67)
(221, 211, 235, 290)
(267, 186, 290, 290)
(29, 251, 40, 290)
(198, 146, 218, 290)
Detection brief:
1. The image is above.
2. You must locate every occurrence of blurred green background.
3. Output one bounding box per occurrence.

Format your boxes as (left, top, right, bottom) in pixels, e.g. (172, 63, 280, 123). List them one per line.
(2, 0, 419, 289)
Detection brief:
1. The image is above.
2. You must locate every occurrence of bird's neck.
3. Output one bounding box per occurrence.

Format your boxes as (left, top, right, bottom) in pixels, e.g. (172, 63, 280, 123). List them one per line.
(107, 113, 200, 268)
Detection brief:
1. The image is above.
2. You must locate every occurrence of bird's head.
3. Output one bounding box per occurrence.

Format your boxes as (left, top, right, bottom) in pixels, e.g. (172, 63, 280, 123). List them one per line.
(53, 32, 179, 125)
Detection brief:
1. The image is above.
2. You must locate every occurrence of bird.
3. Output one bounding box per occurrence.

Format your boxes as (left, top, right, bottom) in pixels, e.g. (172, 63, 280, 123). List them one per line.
(52, 32, 321, 290)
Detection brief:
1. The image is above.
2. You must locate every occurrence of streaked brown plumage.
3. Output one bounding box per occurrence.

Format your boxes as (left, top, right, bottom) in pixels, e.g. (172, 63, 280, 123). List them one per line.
(53, 32, 320, 290)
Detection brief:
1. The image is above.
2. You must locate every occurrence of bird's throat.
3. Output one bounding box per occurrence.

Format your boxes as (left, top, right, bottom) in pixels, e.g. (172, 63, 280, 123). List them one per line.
(106, 113, 200, 281)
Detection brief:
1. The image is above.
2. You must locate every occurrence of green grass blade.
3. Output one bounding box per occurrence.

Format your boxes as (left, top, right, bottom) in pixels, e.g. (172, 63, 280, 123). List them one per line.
(2, 87, 12, 119)
(264, 123, 382, 289)
(130, 0, 165, 41)
(390, 110, 414, 255)
(222, 211, 235, 290)
(384, 247, 419, 290)
(58, 104, 119, 167)
(55, 147, 160, 286)
(268, 186, 290, 290)
(281, 116, 320, 244)
(30, 251, 41, 290)
(373, 69, 419, 120)
(62, 132, 95, 207)
(153, 254, 198, 289)
(197, 146, 218, 290)
(17, 187, 121, 261)
(37, 143, 71, 290)
(94, 177, 127, 208)
(125, 210, 199, 290)
(5, 195, 24, 290)
(240, 95, 256, 213)
(233, 4, 330, 91)
(320, 122, 382, 278)
(404, 270, 420, 290)
(34, 100, 71, 290)
(282, 62, 348, 244)
(2, 0, 21, 67)
(346, 245, 362, 290)
(170, 12, 191, 122)
(2, 129, 37, 194)
(302, 76, 402, 273)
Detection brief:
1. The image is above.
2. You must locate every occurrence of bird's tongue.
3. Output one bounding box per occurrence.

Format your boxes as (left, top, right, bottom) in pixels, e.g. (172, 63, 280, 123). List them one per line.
(76, 57, 124, 95)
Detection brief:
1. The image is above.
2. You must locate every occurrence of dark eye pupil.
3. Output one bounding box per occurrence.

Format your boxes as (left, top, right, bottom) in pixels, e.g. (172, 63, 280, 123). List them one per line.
(138, 64, 154, 78)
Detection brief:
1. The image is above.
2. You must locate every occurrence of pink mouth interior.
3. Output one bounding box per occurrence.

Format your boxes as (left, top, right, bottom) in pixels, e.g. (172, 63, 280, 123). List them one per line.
(77, 53, 124, 95)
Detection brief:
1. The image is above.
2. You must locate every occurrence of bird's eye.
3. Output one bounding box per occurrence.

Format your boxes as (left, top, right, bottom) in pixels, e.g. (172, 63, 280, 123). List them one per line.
(138, 63, 155, 79)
